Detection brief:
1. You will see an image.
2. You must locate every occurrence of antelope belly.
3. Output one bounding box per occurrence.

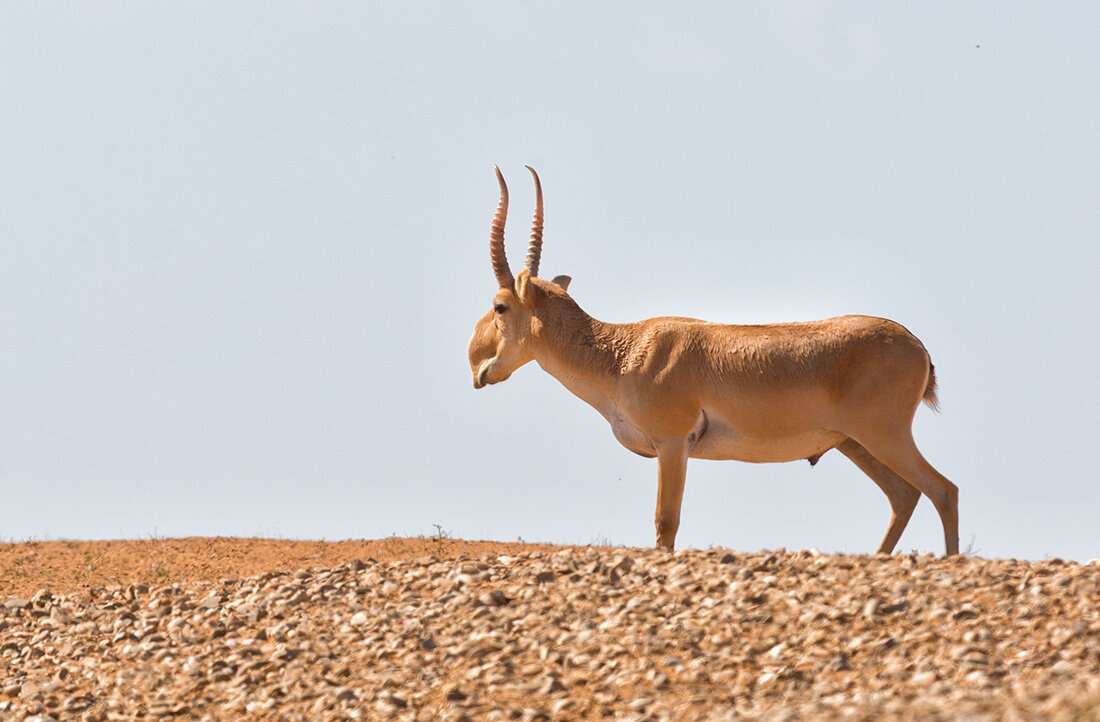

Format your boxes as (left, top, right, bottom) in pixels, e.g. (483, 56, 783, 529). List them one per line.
(690, 419, 844, 463)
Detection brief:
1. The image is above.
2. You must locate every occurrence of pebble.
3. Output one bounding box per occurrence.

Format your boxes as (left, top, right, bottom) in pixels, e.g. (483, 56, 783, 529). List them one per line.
(1051, 660, 1077, 675)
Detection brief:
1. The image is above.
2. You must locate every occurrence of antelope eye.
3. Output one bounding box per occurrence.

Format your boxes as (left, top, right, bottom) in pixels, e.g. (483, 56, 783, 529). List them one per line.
(494, 304, 508, 314)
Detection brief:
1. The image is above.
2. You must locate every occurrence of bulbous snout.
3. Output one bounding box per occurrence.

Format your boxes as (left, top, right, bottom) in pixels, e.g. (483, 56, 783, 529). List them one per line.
(469, 310, 500, 389)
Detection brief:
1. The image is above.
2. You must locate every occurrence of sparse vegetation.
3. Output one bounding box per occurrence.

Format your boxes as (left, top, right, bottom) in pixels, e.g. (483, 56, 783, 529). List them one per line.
(431, 523, 452, 544)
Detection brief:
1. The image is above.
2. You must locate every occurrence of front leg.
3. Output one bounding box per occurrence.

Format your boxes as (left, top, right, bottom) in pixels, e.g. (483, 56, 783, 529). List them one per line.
(654, 440, 689, 549)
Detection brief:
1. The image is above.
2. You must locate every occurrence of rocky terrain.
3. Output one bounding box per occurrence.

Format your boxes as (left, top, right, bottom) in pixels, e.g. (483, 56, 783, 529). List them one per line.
(1, 538, 1099, 721)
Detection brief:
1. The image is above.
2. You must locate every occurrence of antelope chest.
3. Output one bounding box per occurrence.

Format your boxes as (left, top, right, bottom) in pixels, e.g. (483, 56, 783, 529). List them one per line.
(606, 408, 658, 458)
(599, 403, 708, 460)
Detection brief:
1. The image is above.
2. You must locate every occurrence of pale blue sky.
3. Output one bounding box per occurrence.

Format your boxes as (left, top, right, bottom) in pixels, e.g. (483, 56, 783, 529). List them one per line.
(2, 3, 1097, 560)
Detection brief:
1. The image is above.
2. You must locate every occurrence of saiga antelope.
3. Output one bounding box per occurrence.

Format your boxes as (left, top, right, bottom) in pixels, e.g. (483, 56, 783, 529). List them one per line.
(468, 167, 959, 555)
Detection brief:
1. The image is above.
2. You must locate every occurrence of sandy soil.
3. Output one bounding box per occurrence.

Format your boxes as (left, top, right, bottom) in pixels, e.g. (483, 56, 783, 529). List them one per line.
(0, 537, 561, 600)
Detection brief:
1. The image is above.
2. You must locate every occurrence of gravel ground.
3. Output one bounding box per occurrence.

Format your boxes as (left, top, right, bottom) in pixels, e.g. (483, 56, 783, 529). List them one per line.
(2, 545, 1099, 721)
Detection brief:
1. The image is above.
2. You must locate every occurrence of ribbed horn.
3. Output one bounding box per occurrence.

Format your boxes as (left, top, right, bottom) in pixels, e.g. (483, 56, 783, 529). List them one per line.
(489, 166, 514, 289)
(524, 166, 544, 277)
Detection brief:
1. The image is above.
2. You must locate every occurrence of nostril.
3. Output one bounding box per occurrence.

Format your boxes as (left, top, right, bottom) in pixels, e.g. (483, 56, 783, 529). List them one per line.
(476, 361, 492, 388)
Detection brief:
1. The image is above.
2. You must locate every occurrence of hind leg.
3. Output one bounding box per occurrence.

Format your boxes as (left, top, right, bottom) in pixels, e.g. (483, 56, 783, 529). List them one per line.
(849, 429, 959, 556)
(837, 439, 921, 554)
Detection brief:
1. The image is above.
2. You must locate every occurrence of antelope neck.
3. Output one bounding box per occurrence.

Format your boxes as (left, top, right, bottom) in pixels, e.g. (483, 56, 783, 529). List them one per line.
(528, 297, 631, 399)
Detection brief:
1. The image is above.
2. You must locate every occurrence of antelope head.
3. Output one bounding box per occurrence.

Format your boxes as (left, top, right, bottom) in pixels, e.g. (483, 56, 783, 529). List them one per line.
(468, 166, 571, 389)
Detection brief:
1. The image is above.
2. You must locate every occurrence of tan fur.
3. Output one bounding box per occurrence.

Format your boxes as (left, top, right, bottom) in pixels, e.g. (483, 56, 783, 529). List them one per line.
(469, 172, 958, 555)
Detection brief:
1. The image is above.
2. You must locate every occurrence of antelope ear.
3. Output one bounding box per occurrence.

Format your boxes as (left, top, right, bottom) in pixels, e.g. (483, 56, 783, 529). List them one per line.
(550, 275, 572, 292)
(515, 268, 535, 307)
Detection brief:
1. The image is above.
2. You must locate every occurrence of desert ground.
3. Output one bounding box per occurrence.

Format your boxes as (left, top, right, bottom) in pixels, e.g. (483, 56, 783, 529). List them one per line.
(1, 537, 1099, 721)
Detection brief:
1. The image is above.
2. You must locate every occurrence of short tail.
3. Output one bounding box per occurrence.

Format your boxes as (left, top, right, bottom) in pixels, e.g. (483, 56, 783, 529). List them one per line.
(923, 361, 940, 412)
